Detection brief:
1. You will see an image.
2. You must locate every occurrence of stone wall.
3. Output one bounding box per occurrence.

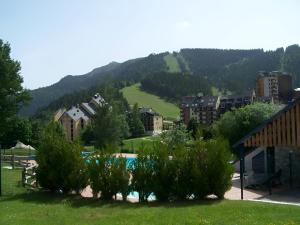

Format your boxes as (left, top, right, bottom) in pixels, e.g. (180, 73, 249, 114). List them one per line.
(275, 147, 300, 185)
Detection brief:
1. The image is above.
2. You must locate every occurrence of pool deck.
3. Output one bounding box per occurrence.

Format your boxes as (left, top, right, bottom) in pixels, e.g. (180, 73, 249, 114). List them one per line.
(81, 173, 300, 205)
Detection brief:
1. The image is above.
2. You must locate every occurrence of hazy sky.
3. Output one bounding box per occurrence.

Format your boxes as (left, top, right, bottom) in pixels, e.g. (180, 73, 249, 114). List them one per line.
(1, 0, 300, 89)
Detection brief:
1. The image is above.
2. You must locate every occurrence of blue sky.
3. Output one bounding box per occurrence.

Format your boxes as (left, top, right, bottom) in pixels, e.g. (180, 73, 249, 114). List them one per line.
(1, 0, 300, 89)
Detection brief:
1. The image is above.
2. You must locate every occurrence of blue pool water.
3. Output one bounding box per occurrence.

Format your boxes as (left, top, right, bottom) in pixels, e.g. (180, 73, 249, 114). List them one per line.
(127, 191, 156, 201)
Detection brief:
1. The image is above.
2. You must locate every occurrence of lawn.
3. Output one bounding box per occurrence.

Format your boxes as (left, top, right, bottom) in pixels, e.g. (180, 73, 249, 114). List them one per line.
(0, 192, 300, 225)
(1, 163, 24, 196)
(121, 83, 180, 120)
(122, 136, 160, 152)
(2, 148, 36, 156)
(164, 54, 181, 73)
(84, 136, 160, 153)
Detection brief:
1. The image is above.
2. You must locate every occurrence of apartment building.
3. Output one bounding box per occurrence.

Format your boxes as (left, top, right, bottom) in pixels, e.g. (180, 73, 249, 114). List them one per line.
(180, 96, 220, 125)
(54, 93, 105, 141)
(256, 71, 292, 103)
(139, 107, 163, 135)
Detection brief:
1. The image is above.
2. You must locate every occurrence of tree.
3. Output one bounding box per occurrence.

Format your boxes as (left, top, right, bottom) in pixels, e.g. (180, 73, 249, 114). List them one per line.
(160, 124, 190, 149)
(0, 40, 31, 143)
(1, 116, 32, 148)
(36, 121, 88, 193)
(92, 104, 125, 149)
(212, 102, 282, 147)
(128, 103, 145, 138)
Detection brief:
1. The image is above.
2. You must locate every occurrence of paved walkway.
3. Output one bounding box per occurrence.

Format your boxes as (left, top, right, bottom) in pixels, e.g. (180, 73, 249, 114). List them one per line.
(82, 171, 300, 205)
(225, 173, 300, 206)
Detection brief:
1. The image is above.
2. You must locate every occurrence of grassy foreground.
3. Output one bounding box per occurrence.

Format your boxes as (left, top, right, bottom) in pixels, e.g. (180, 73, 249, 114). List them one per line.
(121, 83, 180, 120)
(0, 192, 300, 225)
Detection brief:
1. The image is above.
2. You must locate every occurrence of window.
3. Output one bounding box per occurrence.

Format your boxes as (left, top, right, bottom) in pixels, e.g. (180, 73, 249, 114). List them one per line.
(81, 118, 84, 129)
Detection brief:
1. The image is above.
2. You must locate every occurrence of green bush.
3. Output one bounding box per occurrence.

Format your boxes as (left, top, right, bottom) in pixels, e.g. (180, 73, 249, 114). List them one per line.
(88, 152, 130, 200)
(36, 121, 88, 194)
(189, 141, 210, 199)
(205, 138, 234, 199)
(152, 144, 176, 201)
(130, 149, 155, 202)
(171, 148, 194, 200)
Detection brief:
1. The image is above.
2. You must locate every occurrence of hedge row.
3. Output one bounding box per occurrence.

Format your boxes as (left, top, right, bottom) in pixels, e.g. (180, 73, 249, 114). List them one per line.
(37, 124, 233, 202)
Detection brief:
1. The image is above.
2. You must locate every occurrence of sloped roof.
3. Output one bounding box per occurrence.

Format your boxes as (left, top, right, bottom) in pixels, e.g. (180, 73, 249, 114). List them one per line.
(66, 106, 89, 122)
(232, 98, 300, 148)
(81, 102, 96, 116)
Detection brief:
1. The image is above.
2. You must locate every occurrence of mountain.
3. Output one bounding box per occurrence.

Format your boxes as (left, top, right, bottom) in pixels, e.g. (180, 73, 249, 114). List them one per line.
(21, 45, 300, 117)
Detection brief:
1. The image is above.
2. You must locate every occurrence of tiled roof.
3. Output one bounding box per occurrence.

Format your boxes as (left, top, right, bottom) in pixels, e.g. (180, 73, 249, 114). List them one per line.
(81, 102, 96, 116)
(66, 106, 89, 122)
(181, 96, 219, 107)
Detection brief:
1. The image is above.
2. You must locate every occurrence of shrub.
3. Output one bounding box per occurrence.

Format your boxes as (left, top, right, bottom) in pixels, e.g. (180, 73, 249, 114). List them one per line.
(171, 148, 193, 200)
(36, 121, 88, 194)
(88, 152, 130, 200)
(189, 141, 210, 199)
(130, 149, 155, 202)
(205, 138, 234, 199)
(152, 143, 176, 201)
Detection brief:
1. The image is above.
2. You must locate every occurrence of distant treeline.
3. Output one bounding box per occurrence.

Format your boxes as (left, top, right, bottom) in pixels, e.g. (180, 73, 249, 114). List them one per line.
(140, 72, 211, 101)
(22, 44, 300, 117)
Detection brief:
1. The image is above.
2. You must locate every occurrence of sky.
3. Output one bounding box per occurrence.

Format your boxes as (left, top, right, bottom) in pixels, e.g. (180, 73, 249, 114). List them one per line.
(1, 0, 300, 89)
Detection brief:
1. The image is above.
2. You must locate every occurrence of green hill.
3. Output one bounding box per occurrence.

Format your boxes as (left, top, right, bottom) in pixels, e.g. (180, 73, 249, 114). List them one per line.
(20, 45, 300, 117)
(121, 83, 179, 120)
(164, 54, 181, 73)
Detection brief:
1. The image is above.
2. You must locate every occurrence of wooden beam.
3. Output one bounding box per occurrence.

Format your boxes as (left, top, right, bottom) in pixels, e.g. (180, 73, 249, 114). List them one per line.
(297, 103, 300, 147)
(286, 111, 291, 146)
(264, 127, 268, 146)
(291, 106, 296, 147)
(268, 124, 272, 146)
(251, 136, 256, 147)
(256, 133, 260, 146)
(282, 113, 286, 145)
(260, 130, 264, 146)
(272, 119, 277, 146)
(277, 117, 282, 146)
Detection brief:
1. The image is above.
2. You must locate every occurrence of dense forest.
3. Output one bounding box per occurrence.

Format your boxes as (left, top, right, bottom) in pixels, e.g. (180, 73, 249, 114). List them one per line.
(141, 72, 211, 101)
(21, 44, 300, 117)
(33, 82, 129, 122)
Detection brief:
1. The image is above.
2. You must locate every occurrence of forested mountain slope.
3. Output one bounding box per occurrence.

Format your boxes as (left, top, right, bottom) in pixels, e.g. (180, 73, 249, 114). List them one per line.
(21, 45, 300, 117)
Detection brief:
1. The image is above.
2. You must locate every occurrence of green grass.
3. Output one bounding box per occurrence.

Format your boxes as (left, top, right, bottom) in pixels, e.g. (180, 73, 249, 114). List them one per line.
(1, 163, 25, 196)
(84, 136, 160, 153)
(0, 192, 300, 225)
(3, 148, 36, 156)
(122, 136, 160, 152)
(121, 83, 180, 120)
(164, 54, 181, 73)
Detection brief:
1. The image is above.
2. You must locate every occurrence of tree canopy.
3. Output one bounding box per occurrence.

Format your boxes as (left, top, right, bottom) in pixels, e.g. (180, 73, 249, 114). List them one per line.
(211, 102, 282, 147)
(0, 40, 31, 145)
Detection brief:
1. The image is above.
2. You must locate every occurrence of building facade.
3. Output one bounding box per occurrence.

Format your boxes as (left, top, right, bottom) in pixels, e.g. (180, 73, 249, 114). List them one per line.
(139, 107, 163, 135)
(54, 93, 105, 141)
(256, 71, 292, 103)
(180, 96, 220, 125)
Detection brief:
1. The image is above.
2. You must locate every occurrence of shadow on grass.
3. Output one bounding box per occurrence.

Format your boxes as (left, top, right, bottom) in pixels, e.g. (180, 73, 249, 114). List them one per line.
(0, 191, 223, 209)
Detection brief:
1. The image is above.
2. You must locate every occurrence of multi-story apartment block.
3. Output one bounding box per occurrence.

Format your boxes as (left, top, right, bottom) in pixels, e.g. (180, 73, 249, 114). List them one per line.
(180, 92, 257, 125)
(219, 91, 255, 114)
(180, 96, 220, 125)
(54, 93, 105, 141)
(256, 71, 292, 103)
(139, 107, 163, 135)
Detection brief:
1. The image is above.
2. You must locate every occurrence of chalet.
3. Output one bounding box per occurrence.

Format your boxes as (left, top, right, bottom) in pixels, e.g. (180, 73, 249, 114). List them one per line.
(233, 98, 300, 199)
(54, 93, 105, 141)
(139, 107, 163, 135)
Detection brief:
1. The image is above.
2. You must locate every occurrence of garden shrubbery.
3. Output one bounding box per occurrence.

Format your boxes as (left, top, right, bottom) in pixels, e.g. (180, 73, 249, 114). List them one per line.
(88, 151, 130, 200)
(36, 121, 88, 194)
(37, 124, 233, 201)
